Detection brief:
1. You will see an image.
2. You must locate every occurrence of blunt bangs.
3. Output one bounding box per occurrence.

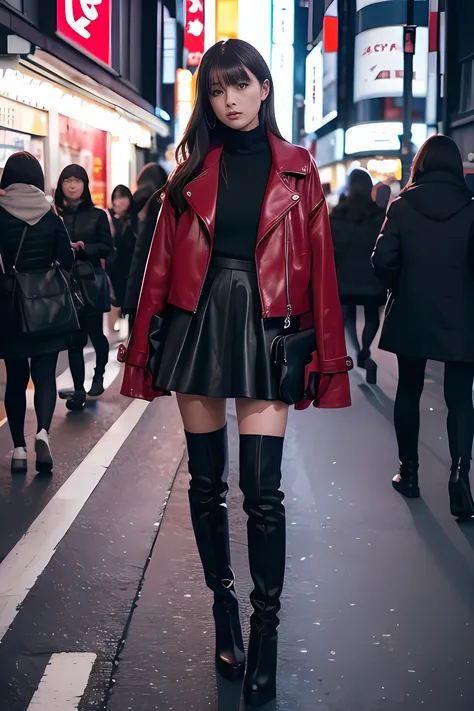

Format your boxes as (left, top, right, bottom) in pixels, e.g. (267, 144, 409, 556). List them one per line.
(207, 55, 252, 92)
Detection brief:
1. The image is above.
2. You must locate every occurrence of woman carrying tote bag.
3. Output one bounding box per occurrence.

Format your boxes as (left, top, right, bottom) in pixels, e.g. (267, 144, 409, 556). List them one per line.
(0, 152, 75, 474)
(55, 164, 113, 410)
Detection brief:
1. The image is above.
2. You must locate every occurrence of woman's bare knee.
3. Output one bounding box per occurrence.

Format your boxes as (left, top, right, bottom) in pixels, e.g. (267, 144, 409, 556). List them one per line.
(176, 393, 227, 433)
(236, 399, 289, 437)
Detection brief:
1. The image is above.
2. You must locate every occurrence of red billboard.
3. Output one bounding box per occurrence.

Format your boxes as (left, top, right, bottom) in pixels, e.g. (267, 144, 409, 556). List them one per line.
(184, 0, 205, 68)
(57, 0, 112, 66)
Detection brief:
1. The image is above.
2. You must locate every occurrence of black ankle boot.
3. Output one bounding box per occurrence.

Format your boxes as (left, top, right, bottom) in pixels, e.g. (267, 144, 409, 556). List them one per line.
(392, 461, 420, 498)
(449, 458, 474, 520)
(239, 435, 286, 707)
(185, 426, 245, 681)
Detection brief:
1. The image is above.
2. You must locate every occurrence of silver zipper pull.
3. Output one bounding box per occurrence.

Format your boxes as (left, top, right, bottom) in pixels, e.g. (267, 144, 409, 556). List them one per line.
(284, 304, 292, 329)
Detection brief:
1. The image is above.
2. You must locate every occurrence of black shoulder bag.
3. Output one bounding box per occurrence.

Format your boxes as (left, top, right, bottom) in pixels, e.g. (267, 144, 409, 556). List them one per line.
(0, 224, 80, 338)
(270, 220, 318, 405)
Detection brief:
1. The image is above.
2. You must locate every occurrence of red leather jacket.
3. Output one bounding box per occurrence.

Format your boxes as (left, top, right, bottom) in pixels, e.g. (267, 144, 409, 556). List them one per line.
(120, 132, 352, 409)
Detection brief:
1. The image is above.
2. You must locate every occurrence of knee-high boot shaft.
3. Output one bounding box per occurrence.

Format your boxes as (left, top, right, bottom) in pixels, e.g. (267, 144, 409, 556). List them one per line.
(239, 434, 286, 707)
(185, 425, 245, 681)
(185, 426, 233, 591)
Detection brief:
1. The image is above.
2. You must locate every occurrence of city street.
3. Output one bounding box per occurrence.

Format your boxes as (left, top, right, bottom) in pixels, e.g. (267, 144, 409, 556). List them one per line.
(0, 329, 473, 711)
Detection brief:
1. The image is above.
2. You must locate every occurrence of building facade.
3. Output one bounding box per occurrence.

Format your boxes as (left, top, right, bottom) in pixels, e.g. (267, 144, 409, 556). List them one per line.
(0, 0, 172, 202)
(304, 0, 431, 201)
(439, 0, 474, 177)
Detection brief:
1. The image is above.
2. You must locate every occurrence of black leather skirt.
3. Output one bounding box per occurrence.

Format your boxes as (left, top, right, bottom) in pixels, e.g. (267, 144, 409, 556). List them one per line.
(151, 256, 300, 400)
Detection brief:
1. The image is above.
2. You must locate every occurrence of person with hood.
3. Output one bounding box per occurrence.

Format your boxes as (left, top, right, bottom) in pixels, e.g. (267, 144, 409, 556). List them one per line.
(123, 163, 168, 318)
(0, 152, 74, 474)
(331, 168, 387, 384)
(372, 135, 474, 519)
(55, 164, 113, 411)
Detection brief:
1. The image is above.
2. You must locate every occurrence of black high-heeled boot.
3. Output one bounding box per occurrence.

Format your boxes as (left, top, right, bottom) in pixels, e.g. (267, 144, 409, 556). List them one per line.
(392, 461, 420, 498)
(449, 458, 474, 520)
(185, 426, 245, 682)
(239, 434, 286, 707)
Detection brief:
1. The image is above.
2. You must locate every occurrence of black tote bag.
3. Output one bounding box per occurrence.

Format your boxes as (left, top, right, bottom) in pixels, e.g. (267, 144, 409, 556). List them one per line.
(0, 225, 80, 338)
(72, 260, 111, 315)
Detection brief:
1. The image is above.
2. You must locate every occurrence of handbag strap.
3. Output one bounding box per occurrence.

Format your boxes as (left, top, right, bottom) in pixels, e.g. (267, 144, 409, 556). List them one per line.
(13, 224, 29, 272)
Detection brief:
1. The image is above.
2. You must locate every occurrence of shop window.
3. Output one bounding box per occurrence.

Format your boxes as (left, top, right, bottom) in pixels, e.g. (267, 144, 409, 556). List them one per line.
(460, 59, 474, 113)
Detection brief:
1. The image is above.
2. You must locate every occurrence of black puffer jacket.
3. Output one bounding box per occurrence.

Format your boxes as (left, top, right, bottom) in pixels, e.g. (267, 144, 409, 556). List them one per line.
(123, 191, 161, 313)
(373, 171, 474, 362)
(61, 202, 113, 268)
(0, 208, 74, 359)
(330, 198, 386, 305)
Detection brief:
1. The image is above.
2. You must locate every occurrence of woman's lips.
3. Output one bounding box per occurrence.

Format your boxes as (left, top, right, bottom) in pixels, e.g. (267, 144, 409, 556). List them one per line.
(227, 112, 242, 120)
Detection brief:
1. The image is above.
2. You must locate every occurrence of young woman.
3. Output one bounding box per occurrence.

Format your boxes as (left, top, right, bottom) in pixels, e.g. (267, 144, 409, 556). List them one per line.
(55, 165, 113, 410)
(0, 152, 74, 473)
(120, 40, 351, 706)
(331, 168, 387, 384)
(373, 135, 474, 518)
(107, 185, 137, 327)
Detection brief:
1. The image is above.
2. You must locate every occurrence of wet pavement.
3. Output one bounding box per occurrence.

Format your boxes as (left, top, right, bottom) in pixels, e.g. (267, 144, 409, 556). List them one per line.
(0, 330, 474, 711)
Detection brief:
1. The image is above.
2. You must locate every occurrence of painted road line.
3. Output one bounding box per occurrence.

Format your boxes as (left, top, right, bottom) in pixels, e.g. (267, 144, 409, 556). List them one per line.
(27, 653, 96, 710)
(0, 398, 150, 641)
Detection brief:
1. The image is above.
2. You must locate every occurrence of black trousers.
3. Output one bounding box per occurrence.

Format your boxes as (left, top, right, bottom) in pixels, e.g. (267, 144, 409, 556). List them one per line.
(4, 352, 59, 448)
(68, 314, 109, 391)
(343, 304, 381, 358)
(395, 356, 474, 463)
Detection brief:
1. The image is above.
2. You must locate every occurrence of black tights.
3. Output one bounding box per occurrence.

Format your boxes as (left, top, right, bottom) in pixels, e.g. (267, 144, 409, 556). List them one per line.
(69, 314, 109, 391)
(395, 356, 474, 463)
(343, 304, 381, 358)
(4, 352, 59, 448)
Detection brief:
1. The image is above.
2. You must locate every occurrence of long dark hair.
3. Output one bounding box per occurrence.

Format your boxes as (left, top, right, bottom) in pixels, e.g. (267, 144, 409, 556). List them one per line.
(403, 134, 465, 192)
(168, 39, 283, 216)
(54, 164, 94, 211)
(1, 151, 45, 192)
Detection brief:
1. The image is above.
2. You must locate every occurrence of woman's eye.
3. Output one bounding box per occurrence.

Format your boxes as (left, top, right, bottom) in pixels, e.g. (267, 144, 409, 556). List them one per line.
(237, 83, 248, 90)
(211, 89, 223, 97)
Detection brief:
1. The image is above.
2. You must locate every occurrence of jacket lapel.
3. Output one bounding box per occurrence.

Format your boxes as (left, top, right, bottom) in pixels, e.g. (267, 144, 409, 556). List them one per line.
(183, 145, 223, 245)
(257, 133, 308, 247)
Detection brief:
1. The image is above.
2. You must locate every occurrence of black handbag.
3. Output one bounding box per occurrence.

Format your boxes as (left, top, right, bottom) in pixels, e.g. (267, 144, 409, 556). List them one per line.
(73, 260, 110, 315)
(270, 219, 318, 405)
(0, 225, 80, 338)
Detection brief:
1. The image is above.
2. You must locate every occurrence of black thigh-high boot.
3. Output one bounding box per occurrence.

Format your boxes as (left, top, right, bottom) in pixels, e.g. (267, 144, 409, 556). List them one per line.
(239, 434, 286, 707)
(185, 425, 245, 681)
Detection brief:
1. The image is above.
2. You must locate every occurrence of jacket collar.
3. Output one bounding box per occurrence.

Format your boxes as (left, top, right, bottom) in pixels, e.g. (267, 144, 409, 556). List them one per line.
(183, 132, 309, 245)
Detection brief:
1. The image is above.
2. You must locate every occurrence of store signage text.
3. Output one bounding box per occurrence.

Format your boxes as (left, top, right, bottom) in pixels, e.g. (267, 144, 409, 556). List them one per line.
(57, 0, 111, 66)
(363, 43, 398, 55)
(0, 68, 151, 147)
(184, 0, 204, 68)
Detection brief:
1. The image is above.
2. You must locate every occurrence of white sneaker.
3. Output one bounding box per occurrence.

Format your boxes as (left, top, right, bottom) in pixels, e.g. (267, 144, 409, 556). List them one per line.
(11, 447, 27, 475)
(35, 429, 53, 474)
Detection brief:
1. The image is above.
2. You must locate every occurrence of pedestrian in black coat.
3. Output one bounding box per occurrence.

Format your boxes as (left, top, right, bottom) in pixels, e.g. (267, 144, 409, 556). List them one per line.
(0, 152, 74, 474)
(372, 134, 474, 518)
(123, 163, 168, 318)
(331, 168, 386, 383)
(107, 185, 137, 309)
(55, 164, 113, 410)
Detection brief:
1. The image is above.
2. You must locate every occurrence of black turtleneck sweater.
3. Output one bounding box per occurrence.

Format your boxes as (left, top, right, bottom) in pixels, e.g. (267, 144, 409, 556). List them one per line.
(213, 125, 272, 261)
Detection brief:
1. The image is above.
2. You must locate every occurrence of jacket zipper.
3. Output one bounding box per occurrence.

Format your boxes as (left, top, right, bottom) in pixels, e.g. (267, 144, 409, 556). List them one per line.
(284, 216, 292, 329)
(193, 219, 211, 313)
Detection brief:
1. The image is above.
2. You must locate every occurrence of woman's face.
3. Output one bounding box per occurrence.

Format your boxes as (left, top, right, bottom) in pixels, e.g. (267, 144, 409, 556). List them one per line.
(113, 195, 130, 216)
(209, 68, 269, 132)
(62, 176, 85, 202)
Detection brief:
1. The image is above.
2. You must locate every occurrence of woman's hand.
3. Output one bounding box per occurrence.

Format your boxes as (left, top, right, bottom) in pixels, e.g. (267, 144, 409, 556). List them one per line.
(71, 241, 85, 251)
